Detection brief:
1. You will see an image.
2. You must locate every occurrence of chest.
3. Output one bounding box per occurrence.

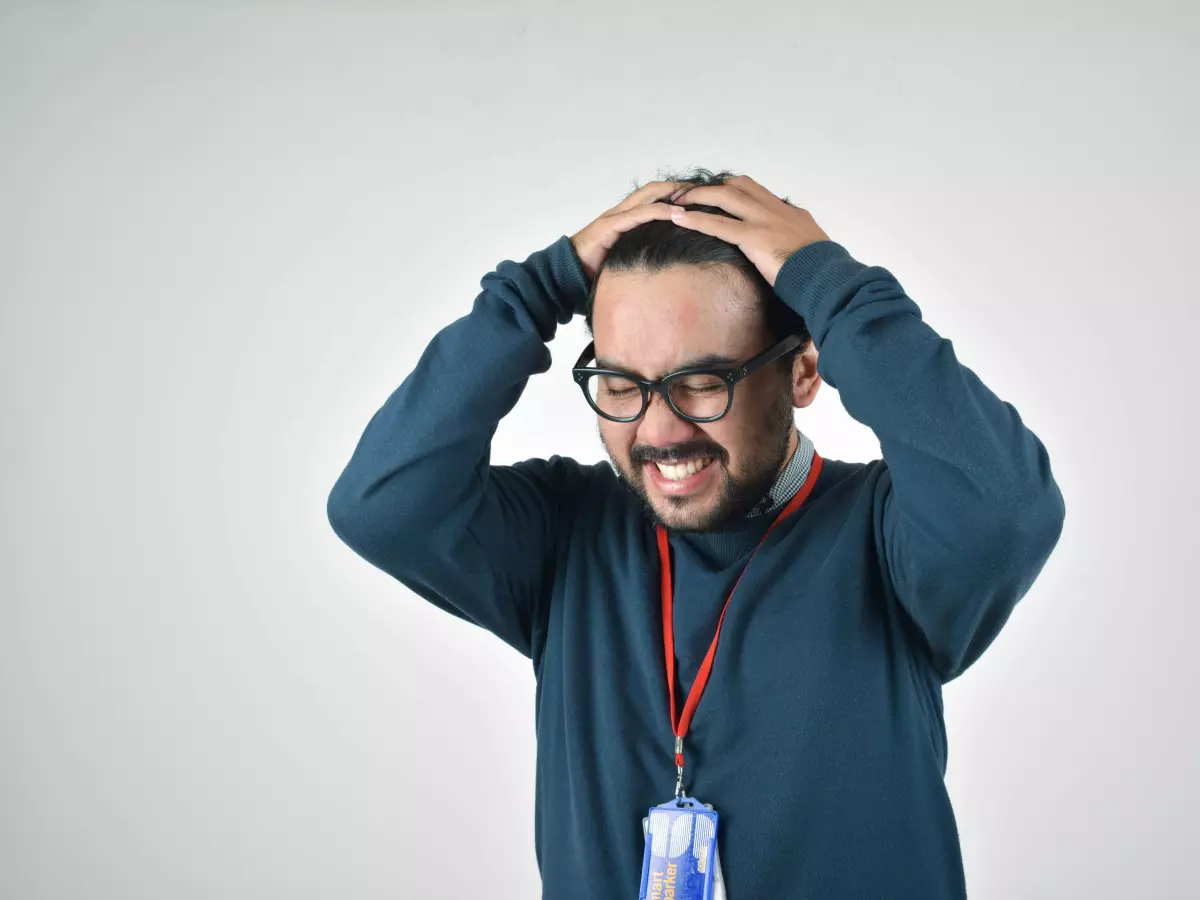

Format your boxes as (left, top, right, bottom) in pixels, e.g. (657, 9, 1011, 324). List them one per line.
(537, 513, 906, 756)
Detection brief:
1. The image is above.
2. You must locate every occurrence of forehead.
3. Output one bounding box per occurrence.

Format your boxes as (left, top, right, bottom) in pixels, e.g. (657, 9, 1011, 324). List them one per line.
(591, 264, 766, 377)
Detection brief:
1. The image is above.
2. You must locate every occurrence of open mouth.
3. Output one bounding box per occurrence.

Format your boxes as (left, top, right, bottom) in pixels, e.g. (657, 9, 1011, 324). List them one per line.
(653, 457, 715, 481)
(643, 456, 718, 496)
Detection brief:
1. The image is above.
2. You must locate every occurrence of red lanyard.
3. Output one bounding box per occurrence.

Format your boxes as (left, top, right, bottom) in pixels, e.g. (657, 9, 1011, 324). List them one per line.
(656, 451, 823, 797)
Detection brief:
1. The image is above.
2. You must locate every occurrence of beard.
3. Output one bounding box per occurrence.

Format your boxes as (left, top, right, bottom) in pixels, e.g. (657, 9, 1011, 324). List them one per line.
(601, 388, 796, 533)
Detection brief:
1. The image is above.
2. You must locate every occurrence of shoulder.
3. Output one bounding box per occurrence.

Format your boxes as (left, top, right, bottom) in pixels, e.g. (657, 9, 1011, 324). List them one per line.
(810, 455, 885, 500)
(504, 455, 647, 551)
(503, 454, 639, 513)
(804, 455, 901, 528)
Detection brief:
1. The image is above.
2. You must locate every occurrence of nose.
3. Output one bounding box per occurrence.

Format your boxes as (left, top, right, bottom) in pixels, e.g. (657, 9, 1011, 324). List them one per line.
(635, 389, 696, 450)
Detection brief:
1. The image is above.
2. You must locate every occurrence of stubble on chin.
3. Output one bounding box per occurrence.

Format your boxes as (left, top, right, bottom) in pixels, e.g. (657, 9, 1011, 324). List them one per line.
(599, 412, 793, 532)
(613, 459, 744, 533)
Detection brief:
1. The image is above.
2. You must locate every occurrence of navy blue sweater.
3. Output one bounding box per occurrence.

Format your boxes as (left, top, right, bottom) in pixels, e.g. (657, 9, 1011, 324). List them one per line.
(326, 234, 1066, 898)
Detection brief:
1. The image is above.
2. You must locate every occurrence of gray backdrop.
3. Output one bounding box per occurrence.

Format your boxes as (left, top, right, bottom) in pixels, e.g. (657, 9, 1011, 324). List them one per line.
(2, 1, 1196, 897)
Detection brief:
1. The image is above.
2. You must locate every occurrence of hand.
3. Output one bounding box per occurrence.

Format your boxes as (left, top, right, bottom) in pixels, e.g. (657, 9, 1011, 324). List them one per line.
(570, 180, 689, 283)
(668, 175, 831, 287)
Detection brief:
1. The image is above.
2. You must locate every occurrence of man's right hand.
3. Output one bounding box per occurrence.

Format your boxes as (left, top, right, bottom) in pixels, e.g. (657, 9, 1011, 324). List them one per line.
(569, 180, 690, 284)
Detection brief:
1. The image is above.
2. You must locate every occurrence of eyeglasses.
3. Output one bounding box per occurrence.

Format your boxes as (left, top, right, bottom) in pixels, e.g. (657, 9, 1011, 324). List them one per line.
(571, 334, 804, 423)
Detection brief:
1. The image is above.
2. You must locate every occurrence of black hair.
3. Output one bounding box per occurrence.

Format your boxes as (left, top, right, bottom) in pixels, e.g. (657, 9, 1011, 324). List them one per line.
(583, 167, 812, 366)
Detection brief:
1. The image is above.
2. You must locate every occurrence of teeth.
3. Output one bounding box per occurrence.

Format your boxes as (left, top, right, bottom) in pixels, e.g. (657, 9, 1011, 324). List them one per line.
(654, 457, 713, 481)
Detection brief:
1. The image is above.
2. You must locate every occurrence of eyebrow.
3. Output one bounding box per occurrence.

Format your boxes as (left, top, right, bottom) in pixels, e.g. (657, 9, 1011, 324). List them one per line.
(593, 352, 741, 377)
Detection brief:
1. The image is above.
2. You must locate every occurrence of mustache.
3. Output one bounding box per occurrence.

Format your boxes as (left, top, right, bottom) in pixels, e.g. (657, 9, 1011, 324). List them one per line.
(630, 440, 727, 467)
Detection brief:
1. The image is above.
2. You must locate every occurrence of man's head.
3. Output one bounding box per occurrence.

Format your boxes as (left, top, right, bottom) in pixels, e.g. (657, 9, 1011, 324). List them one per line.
(582, 169, 822, 532)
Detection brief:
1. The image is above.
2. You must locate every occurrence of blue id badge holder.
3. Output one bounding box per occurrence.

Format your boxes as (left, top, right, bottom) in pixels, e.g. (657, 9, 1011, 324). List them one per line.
(639, 795, 727, 900)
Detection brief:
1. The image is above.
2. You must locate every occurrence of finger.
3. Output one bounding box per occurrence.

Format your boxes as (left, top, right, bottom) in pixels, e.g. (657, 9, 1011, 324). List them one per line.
(606, 198, 680, 232)
(612, 179, 692, 213)
(669, 206, 746, 242)
(669, 184, 759, 220)
(725, 174, 784, 204)
(614, 179, 690, 211)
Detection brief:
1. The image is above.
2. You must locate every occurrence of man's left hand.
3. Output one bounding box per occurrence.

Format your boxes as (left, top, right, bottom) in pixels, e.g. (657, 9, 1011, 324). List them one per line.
(669, 175, 831, 288)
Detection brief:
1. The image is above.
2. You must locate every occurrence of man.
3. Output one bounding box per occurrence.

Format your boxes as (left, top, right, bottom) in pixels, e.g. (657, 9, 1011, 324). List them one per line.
(326, 169, 1066, 898)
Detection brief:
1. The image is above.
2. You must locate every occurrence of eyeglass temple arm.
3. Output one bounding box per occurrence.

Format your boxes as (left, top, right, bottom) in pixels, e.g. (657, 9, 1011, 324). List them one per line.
(573, 343, 597, 369)
(734, 334, 804, 380)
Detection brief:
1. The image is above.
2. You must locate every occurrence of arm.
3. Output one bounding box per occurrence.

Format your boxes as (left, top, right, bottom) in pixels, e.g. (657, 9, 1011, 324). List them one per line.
(325, 235, 590, 658)
(773, 241, 1066, 682)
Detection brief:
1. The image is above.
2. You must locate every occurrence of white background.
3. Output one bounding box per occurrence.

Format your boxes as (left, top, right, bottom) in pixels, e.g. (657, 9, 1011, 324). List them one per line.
(2, 1, 1197, 897)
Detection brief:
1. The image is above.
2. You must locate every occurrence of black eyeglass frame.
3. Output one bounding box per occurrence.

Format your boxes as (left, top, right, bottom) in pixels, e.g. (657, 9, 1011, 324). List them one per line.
(571, 333, 804, 424)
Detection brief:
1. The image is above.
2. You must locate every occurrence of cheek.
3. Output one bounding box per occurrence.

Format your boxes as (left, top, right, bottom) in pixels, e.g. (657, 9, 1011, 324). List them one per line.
(724, 383, 788, 441)
(705, 416, 763, 475)
(599, 421, 637, 458)
(707, 425, 740, 463)
(732, 379, 778, 417)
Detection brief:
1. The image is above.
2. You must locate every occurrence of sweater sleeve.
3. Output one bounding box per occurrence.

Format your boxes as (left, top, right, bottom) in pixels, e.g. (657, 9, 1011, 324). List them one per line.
(325, 235, 592, 659)
(772, 240, 1066, 682)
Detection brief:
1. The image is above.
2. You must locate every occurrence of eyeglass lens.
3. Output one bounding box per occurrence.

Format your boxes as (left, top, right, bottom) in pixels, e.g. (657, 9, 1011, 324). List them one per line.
(584, 372, 731, 421)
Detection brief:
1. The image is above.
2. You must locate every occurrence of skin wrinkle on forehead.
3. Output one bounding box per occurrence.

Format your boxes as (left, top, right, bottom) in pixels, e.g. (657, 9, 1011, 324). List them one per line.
(593, 273, 761, 380)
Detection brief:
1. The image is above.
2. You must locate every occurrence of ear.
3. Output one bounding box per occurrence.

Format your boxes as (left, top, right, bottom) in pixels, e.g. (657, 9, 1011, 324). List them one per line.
(790, 343, 821, 409)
